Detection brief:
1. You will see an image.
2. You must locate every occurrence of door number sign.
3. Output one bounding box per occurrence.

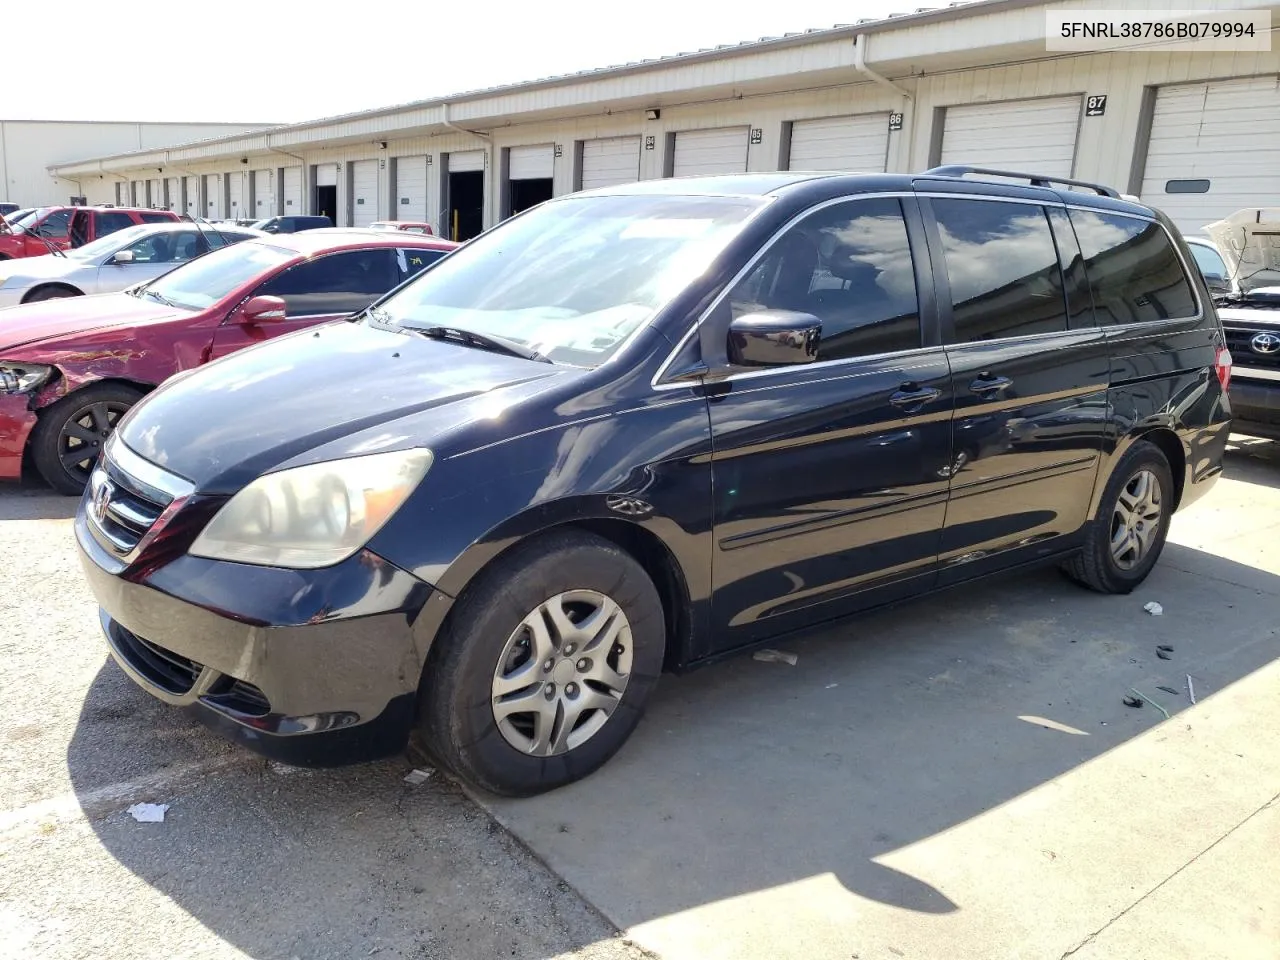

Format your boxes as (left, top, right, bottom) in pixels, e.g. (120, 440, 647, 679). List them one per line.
(1086, 95, 1107, 116)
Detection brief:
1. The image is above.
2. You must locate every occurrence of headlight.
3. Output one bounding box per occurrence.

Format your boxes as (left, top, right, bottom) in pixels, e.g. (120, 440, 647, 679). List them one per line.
(0, 362, 54, 395)
(189, 448, 433, 568)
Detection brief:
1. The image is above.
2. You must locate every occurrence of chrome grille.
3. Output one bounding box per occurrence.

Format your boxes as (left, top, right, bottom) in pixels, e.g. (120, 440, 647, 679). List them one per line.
(86, 436, 195, 561)
(1225, 325, 1280, 372)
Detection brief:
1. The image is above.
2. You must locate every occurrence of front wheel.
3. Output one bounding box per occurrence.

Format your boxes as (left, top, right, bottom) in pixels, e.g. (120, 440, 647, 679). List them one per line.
(1063, 440, 1174, 594)
(25, 285, 81, 303)
(30, 383, 144, 495)
(418, 530, 665, 796)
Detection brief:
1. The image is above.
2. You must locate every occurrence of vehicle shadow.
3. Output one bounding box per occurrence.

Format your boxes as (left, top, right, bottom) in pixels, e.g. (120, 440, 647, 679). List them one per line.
(62, 452, 1280, 957)
(0, 478, 78, 521)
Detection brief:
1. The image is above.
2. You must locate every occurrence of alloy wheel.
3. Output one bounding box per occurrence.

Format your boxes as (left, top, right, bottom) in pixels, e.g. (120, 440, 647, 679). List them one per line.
(491, 589, 633, 757)
(57, 400, 130, 486)
(1110, 468, 1163, 570)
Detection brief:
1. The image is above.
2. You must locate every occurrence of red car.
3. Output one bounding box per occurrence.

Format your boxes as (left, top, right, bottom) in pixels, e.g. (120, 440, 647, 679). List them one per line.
(0, 207, 180, 260)
(0, 229, 456, 493)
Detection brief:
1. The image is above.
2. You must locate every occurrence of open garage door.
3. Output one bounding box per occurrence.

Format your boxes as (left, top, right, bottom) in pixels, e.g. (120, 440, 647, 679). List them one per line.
(282, 167, 302, 212)
(940, 96, 1081, 178)
(396, 156, 428, 220)
(228, 173, 245, 217)
(352, 159, 378, 227)
(508, 144, 553, 216)
(1140, 77, 1280, 236)
(253, 170, 273, 217)
(580, 136, 640, 191)
(789, 114, 890, 172)
(673, 127, 748, 177)
(445, 151, 485, 241)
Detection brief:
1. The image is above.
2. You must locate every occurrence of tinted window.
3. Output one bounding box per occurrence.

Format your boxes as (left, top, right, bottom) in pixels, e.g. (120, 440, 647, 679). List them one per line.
(255, 249, 397, 316)
(932, 198, 1068, 342)
(36, 209, 72, 239)
(140, 212, 173, 224)
(124, 230, 203, 263)
(1071, 211, 1197, 324)
(397, 247, 446, 280)
(205, 229, 256, 249)
(95, 212, 137, 238)
(725, 197, 920, 361)
(1189, 242, 1227, 280)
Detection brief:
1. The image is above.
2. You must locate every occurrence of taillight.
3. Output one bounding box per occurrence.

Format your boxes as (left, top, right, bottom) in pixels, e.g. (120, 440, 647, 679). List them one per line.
(1214, 346, 1232, 390)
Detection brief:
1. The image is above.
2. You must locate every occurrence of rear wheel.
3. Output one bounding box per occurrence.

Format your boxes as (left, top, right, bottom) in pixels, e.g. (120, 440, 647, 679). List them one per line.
(418, 530, 665, 796)
(1063, 440, 1174, 594)
(30, 383, 144, 495)
(25, 285, 80, 303)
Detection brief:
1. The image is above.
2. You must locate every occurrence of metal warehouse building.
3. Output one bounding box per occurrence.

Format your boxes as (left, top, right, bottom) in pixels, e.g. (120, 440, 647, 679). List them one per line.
(47, 0, 1280, 238)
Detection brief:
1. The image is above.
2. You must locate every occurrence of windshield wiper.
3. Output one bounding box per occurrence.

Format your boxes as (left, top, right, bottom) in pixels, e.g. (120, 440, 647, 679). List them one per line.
(144, 288, 177, 307)
(407, 325, 553, 363)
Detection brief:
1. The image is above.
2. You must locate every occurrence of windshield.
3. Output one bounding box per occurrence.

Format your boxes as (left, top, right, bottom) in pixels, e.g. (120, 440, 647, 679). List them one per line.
(68, 224, 151, 260)
(141, 240, 295, 311)
(374, 194, 766, 367)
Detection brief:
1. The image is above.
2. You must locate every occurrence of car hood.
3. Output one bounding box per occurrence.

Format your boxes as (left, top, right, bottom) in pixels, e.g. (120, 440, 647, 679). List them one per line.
(0, 251, 90, 282)
(1204, 209, 1280, 292)
(118, 320, 574, 494)
(0, 293, 180, 353)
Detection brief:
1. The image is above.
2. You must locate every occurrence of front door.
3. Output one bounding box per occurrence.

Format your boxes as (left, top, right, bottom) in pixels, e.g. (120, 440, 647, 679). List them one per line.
(702, 195, 954, 650)
(919, 194, 1111, 584)
(94, 229, 206, 294)
(209, 247, 400, 359)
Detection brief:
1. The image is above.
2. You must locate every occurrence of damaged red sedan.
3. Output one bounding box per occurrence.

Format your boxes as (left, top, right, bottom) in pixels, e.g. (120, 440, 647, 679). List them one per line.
(0, 230, 457, 493)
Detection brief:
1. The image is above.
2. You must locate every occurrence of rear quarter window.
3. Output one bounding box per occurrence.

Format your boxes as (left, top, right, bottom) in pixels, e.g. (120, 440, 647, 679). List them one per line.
(1070, 210, 1197, 324)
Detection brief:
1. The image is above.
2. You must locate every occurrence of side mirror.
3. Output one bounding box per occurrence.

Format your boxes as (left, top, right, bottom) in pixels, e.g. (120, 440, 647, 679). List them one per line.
(111, 250, 135, 264)
(1203, 274, 1230, 296)
(727, 310, 822, 367)
(240, 295, 288, 324)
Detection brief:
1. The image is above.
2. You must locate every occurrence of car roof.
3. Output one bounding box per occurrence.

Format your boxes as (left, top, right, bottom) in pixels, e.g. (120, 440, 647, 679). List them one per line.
(253, 228, 457, 254)
(119, 222, 265, 236)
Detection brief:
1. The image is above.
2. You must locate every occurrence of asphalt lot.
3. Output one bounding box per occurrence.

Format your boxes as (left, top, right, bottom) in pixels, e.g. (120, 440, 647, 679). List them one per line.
(2, 438, 1278, 960)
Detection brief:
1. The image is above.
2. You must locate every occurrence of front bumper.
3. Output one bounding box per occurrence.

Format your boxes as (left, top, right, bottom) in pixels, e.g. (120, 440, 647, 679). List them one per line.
(0, 394, 38, 480)
(1230, 373, 1280, 434)
(76, 504, 437, 766)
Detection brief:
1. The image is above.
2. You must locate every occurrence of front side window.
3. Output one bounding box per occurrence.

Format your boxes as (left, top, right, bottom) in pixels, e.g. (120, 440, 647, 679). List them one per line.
(123, 230, 203, 264)
(35, 209, 72, 239)
(1189, 242, 1228, 281)
(1071, 210, 1197, 324)
(69, 224, 151, 261)
(931, 198, 1068, 343)
(373, 194, 767, 368)
(723, 197, 921, 361)
(254, 249, 398, 316)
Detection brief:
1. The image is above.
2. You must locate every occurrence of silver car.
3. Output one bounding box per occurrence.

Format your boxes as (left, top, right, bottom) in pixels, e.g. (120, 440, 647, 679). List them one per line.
(0, 222, 262, 308)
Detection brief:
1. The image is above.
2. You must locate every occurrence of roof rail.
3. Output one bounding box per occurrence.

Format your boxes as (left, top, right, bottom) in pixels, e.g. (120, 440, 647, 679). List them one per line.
(923, 165, 1121, 199)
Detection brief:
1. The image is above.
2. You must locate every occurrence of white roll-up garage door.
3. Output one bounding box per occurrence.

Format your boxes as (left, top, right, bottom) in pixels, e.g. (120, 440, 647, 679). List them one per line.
(673, 127, 749, 177)
(940, 96, 1081, 178)
(509, 144, 554, 180)
(449, 150, 485, 173)
(166, 177, 181, 210)
(283, 167, 302, 211)
(253, 170, 273, 216)
(147, 178, 162, 208)
(1140, 76, 1280, 235)
(789, 114, 890, 172)
(184, 176, 199, 215)
(351, 160, 378, 227)
(315, 164, 338, 187)
(396, 156, 428, 220)
(228, 173, 245, 216)
(580, 136, 640, 191)
(205, 175, 223, 218)
(131, 181, 145, 206)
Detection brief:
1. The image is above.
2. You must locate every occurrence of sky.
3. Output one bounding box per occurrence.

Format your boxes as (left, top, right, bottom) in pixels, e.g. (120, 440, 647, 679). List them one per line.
(7, 0, 926, 125)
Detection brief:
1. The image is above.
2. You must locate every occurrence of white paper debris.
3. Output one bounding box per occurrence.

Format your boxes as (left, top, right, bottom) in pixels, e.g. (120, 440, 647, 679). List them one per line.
(403, 768, 434, 785)
(1143, 601, 1163, 616)
(825, 683, 839, 689)
(752, 649, 798, 666)
(126, 803, 169, 823)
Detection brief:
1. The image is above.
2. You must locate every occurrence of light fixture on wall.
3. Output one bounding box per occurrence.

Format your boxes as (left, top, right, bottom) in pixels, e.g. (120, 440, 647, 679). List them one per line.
(645, 108, 661, 121)
(378, 141, 388, 149)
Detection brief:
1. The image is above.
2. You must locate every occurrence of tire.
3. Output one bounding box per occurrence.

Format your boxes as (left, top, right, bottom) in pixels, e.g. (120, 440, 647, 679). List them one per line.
(1063, 440, 1174, 594)
(30, 383, 144, 495)
(418, 529, 665, 797)
(25, 285, 80, 303)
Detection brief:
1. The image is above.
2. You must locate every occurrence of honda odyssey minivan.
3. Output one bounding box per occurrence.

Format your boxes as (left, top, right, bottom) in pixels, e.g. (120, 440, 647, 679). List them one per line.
(76, 167, 1232, 796)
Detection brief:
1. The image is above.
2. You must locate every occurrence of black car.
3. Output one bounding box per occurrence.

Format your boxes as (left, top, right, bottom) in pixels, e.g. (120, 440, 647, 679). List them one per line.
(75, 166, 1232, 796)
(251, 215, 333, 234)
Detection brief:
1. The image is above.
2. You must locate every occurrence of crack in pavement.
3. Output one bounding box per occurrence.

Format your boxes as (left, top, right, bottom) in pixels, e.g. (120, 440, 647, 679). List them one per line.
(1058, 790, 1280, 959)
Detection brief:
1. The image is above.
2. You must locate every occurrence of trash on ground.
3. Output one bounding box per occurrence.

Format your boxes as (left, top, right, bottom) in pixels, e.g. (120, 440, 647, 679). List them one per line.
(825, 682, 839, 689)
(1187, 674, 1197, 705)
(1143, 601, 1163, 616)
(1156, 644, 1174, 660)
(1122, 694, 1143, 709)
(126, 802, 169, 823)
(753, 649, 798, 666)
(270, 761, 307, 775)
(1128, 687, 1170, 719)
(1156, 685, 1181, 696)
(403, 768, 434, 785)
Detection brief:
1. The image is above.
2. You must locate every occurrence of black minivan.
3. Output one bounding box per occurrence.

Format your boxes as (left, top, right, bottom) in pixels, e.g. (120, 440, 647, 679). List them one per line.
(251, 215, 333, 234)
(76, 167, 1233, 796)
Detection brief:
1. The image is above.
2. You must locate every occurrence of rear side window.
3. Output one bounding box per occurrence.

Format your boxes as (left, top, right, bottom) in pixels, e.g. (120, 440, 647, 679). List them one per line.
(931, 198, 1068, 342)
(140, 212, 173, 224)
(95, 212, 137, 237)
(253, 249, 398, 316)
(1070, 210, 1197, 324)
(397, 247, 446, 280)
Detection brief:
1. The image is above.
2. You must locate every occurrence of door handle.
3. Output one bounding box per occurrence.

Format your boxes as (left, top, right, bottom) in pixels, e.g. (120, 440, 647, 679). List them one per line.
(969, 374, 1012, 396)
(889, 386, 942, 408)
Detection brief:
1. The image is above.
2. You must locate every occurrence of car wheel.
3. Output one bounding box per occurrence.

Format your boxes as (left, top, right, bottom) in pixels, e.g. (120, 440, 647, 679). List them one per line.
(418, 529, 665, 797)
(1063, 440, 1174, 594)
(30, 383, 144, 495)
(25, 286, 80, 303)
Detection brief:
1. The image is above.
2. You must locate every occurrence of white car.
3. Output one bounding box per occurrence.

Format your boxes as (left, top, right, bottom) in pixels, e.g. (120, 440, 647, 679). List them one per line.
(0, 222, 262, 308)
